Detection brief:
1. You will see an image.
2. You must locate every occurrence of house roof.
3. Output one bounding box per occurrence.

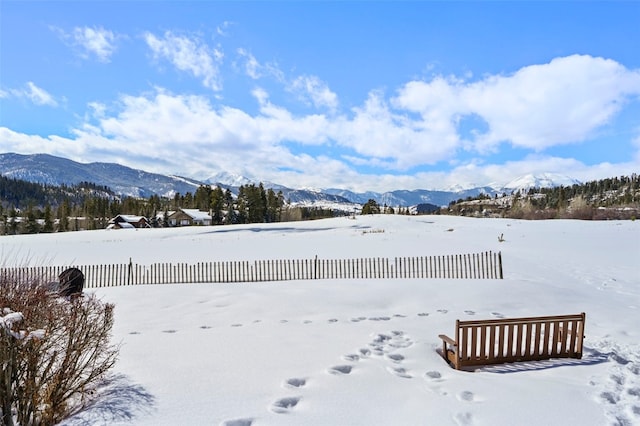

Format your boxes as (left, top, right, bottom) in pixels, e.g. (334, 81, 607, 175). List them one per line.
(180, 209, 212, 220)
(115, 214, 147, 223)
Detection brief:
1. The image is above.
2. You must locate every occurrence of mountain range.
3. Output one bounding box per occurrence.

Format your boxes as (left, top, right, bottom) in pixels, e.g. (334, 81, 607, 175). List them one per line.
(0, 153, 581, 208)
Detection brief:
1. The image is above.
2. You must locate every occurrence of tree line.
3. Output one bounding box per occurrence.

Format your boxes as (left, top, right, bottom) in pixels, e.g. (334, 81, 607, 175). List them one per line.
(446, 174, 640, 220)
(0, 176, 339, 235)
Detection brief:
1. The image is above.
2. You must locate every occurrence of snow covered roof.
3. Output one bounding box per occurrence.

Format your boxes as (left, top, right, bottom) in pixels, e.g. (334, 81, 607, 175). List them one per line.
(180, 209, 212, 220)
(116, 214, 147, 223)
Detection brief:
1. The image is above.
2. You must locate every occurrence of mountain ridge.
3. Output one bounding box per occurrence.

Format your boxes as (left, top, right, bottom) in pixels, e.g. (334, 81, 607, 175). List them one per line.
(0, 152, 581, 208)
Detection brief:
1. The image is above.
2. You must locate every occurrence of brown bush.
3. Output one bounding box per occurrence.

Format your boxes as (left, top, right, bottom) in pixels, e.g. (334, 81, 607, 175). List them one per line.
(0, 276, 118, 426)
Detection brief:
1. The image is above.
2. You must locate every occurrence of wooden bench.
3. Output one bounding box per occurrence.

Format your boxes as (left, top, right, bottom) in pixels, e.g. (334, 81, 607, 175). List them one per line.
(438, 313, 585, 370)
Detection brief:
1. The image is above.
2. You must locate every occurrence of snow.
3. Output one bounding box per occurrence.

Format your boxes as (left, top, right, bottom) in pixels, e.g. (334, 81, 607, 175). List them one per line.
(3, 215, 639, 426)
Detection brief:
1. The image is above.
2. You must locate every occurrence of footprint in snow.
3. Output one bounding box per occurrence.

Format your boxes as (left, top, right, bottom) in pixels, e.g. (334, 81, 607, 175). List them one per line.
(464, 310, 476, 316)
(386, 353, 404, 363)
(359, 348, 372, 357)
(162, 329, 177, 334)
(454, 411, 474, 426)
(491, 312, 505, 318)
(284, 378, 306, 388)
(328, 365, 353, 375)
(387, 366, 411, 379)
(270, 397, 301, 414)
(425, 370, 443, 381)
(437, 309, 449, 314)
(457, 390, 476, 402)
(369, 316, 391, 321)
(220, 419, 253, 426)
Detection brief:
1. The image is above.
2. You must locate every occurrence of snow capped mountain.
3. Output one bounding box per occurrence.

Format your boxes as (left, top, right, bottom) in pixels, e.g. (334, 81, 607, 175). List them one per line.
(0, 153, 202, 198)
(205, 171, 253, 187)
(0, 153, 583, 208)
(503, 173, 581, 193)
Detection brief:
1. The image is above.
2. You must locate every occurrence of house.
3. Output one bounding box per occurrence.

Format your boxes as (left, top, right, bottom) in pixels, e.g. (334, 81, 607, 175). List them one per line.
(106, 214, 150, 229)
(167, 209, 212, 226)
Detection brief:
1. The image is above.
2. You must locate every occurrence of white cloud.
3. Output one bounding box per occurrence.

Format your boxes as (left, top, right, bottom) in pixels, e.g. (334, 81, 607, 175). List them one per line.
(4, 54, 639, 193)
(145, 31, 223, 91)
(216, 21, 234, 37)
(333, 90, 460, 169)
(289, 75, 338, 111)
(238, 48, 262, 79)
(26, 82, 57, 106)
(393, 55, 640, 155)
(53, 26, 118, 62)
(73, 26, 118, 62)
(11, 82, 58, 107)
(236, 48, 284, 82)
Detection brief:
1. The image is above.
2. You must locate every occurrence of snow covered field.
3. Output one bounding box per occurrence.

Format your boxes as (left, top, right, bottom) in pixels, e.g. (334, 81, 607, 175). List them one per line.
(3, 215, 639, 426)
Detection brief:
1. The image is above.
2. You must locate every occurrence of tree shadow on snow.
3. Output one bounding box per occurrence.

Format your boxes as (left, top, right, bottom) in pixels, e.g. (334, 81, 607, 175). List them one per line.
(60, 373, 156, 425)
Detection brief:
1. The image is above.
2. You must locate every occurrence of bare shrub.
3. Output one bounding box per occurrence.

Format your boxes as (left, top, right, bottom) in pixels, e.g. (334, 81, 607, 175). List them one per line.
(0, 277, 118, 426)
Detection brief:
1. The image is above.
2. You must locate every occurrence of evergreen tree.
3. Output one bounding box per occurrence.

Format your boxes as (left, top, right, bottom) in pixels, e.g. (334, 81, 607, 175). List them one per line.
(210, 186, 224, 225)
(42, 204, 54, 233)
(223, 188, 236, 224)
(361, 199, 380, 215)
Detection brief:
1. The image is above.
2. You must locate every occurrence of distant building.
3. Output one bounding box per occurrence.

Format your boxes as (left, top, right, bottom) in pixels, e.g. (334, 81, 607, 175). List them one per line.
(167, 209, 212, 226)
(107, 214, 151, 229)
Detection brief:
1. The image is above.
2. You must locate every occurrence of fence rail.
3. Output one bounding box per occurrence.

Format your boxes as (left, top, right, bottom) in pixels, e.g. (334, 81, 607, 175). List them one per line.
(0, 251, 503, 288)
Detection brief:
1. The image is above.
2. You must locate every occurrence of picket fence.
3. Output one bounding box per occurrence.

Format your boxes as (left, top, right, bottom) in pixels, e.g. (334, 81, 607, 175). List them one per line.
(1, 251, 502, 288)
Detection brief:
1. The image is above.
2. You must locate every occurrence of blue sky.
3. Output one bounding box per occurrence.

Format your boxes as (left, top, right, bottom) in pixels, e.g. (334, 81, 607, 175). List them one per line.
(1, 1, 639, 192)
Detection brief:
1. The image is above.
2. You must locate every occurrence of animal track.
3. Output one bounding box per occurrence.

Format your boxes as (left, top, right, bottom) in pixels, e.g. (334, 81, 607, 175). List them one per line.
(162, 329, 177, 334)
(343, 354, 360, 362)
(368, 316, 391, 321)
(328, 365, 353, 375)
(591, 341, 640, 424)
(437, 309, 448, 314)
(387, 353, 404, 363)
(464, 310, 476, 316)
(491, 312, 505, 318)
(270, 396, 301, 414)
(387, 366, 411, 379)
(285, 378, 306, 388)
(457, 390, 476, 402)
(454, 411, 474, 426)
(425, 370, 443, 380)
(221, 419, 253, 426)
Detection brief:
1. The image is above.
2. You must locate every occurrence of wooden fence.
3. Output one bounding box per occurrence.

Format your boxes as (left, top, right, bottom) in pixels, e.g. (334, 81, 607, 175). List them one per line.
(0, 251, 503, 288)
